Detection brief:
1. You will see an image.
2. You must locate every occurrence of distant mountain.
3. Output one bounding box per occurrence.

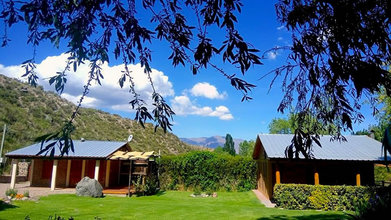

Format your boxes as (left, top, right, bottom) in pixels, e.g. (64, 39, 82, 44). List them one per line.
(0, 74, 202, 155)
(180, 136, 244, 152)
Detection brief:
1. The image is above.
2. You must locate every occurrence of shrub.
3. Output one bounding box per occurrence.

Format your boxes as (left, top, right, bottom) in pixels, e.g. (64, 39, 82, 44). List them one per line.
(274, 184, 371, 211)
(159, 151, 257, 192)
(5, 188, 18, 198)
(23, 190, 30, 198)
(132, 176, 145, 196)
(131, 174, 159, 196)
(144, 174, 159, 196)
(352, 186, 391, 219)
(308, 187, 337, 210)
(273, 184, 313, 209)
(193, 187, 201, 196)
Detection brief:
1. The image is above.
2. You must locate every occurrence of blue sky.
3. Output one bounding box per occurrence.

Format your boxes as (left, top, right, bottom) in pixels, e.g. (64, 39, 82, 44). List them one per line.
(0, 1, 378, 140)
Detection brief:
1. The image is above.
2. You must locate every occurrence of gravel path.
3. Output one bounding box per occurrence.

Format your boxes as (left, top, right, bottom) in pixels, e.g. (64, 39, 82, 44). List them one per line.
(0, 182, 75, 199)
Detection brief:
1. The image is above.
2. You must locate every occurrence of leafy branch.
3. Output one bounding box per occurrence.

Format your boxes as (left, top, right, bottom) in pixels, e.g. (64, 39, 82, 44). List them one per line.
(0, 0, 262, 156)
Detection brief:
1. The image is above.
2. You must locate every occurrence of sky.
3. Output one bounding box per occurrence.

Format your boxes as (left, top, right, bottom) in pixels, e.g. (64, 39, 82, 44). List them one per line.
(0, 1, 379, 141)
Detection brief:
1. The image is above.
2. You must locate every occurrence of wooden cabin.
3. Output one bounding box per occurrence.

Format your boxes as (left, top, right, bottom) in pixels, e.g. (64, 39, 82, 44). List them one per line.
(252, 134, 387, 199)
(6, 140, 157, 192)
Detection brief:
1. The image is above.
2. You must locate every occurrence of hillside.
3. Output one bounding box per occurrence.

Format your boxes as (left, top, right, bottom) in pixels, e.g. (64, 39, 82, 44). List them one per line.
(0, 74, 200, 155)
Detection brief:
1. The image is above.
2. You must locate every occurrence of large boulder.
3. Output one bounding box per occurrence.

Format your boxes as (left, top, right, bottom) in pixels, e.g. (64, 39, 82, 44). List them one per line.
(75, 177, 103, 197)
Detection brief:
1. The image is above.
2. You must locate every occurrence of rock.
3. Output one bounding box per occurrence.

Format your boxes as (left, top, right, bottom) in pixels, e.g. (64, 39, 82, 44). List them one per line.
(75, 177, 103, 197)
(190, 194, 196, 197)
(212, 192, 217, 198)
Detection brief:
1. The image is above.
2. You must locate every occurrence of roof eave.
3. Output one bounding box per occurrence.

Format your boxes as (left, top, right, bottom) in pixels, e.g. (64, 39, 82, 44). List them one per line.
(5, 155, 108, 160)
(268, 157, 381, 163)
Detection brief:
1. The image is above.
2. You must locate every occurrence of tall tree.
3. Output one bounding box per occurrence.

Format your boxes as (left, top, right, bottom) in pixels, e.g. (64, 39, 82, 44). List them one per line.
(223, 133, 235, 156)
(353, 87, 391, 162)
(274, 0, 391, 158)
(378, 88, 391, 162)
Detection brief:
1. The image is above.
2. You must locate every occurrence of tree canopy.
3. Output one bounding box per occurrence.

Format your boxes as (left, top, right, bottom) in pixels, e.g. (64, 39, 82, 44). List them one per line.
(269, 113, 336, 135)
(0, 0, 260, 155)
(238, 140, 254, 157)
(1, 0, 391, 158)
(273, 0, 391, 158)
(353, 87, 391, 162)
(268, 116, 295, 134)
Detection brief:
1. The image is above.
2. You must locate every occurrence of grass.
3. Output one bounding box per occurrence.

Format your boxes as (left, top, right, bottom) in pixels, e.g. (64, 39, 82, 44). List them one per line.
(0, 191, 352, 220)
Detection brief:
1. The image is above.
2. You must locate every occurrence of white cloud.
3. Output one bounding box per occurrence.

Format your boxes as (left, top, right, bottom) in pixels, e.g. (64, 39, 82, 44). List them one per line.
(277, 37, 284, 41)
(267, 51, 277, 60)
(0, 54, 236, 121)
(61, 93, 99, 108)
(190, 82, 227, 99)
(277, 25, 285, 31)
(171, 95, 233, 120)
(0, 53, 174, 112)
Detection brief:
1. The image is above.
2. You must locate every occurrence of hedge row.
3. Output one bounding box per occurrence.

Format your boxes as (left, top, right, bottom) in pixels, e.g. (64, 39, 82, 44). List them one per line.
(273, 184, 371, 211)
(158, 151, 257, 191)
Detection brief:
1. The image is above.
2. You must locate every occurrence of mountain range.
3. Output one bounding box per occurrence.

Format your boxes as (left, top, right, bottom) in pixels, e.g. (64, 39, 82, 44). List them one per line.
(180, 136, 244, 152)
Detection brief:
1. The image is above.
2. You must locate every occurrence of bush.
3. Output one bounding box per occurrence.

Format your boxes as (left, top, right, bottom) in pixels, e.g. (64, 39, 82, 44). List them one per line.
(274, 184, 371, 211)
(352, 186, 391, 219)
(132, 176, 145, 196)
(144, 174, 159, 196)
(5, 188, 18, 198)
(159, 151, 257, 192)
(131, 173, 159, 196)
(23, 190, 30, 198)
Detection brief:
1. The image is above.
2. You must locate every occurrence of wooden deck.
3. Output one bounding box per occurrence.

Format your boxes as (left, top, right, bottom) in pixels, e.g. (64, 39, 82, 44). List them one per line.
(102, 186, 135, 195)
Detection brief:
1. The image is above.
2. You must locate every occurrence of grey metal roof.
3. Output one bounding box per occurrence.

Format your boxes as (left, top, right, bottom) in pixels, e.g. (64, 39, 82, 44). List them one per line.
(6, 140, 128, 158)
(257, 134, 389, 161)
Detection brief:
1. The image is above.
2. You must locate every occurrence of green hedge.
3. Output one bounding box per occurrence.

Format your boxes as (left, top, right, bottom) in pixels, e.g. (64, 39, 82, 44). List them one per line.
(273, 184, 371, 211)
(158, 151, 257, 191)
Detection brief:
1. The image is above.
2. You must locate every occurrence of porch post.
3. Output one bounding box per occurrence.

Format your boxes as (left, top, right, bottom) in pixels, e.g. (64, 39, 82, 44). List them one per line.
(29, 159, 34, 183)
(314, 172, 319, 185)
(65, 160, 71, 187)
(81, 160, 86, 179)
(275, 164, 281, 184)
(105, 160, 111, 188)
(94, 160, 100, 181)
(356, 173, 361, 186)
(10, 159, 18, 189)
(50, 160, 58, 191)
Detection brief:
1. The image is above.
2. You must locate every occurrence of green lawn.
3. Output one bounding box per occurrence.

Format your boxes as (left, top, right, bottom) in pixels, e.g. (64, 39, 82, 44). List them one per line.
(0, 191, 352, 219)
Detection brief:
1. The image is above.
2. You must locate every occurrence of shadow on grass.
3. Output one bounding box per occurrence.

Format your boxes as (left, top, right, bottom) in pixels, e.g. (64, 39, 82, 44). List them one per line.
(0, 201, 17, 211)
(257, 213, 352, 220)
(155, 190, 166, 196)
